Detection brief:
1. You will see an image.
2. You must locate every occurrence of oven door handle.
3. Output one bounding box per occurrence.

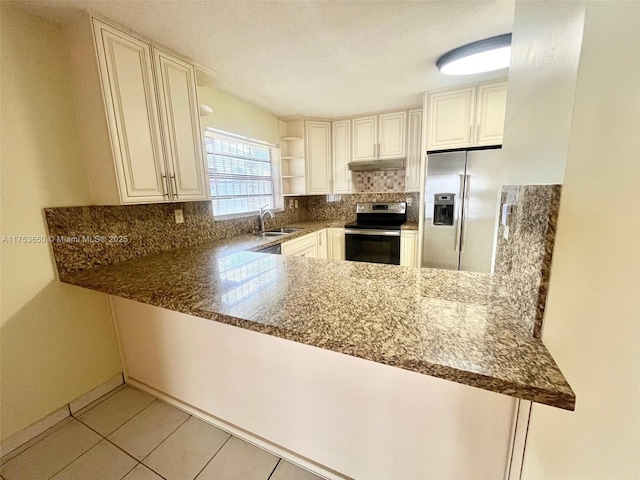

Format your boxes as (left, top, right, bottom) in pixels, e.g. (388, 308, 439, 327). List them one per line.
(344, 229, 401, 237)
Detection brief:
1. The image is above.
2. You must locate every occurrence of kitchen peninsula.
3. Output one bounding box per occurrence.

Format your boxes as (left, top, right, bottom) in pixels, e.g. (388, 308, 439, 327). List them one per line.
(55, 221, 574, 411)
(43, 188, 572, 479)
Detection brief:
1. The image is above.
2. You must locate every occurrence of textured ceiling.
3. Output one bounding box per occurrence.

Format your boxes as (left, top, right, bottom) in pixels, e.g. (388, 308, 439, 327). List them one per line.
(14, 0, 515, 118)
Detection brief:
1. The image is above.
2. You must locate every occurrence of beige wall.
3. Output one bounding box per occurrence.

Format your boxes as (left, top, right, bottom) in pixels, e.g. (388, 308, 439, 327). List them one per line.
(198, 85, 280, 145)
(501, 1, 586, 185)
(0, 4, 121, 441)
(522, 2, 640, 478)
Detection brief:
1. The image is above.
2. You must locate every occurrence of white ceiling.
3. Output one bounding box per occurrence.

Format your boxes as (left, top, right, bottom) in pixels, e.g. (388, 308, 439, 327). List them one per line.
(14, 0, 515, 118)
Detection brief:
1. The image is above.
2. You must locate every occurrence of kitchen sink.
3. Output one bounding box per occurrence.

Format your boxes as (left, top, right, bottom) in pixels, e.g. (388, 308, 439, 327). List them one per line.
(267, 227, 304, 233)
(254, 231, 288, 238)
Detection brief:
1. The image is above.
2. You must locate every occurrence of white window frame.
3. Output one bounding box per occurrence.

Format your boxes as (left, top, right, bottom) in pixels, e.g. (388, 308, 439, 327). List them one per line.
(204, 128, 283, 219)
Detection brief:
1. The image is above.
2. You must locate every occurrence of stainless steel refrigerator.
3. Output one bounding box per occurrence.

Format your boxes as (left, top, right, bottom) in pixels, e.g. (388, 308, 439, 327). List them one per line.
(421, 149, 502, 273)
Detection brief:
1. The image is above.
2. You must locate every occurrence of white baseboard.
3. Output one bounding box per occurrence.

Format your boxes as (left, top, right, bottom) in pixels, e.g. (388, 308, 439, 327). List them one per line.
(0, 406, 70, 461)
(125, 377, 351, 480)
(69, 373, 123, 414)
(0, 373, 123, 462)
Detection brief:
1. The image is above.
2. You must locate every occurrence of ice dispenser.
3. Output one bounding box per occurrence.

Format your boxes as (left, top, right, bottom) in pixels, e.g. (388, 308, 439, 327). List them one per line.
(433, 193, 455, 226)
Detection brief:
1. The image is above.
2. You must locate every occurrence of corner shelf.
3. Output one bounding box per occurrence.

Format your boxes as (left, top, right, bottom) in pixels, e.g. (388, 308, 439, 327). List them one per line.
(279, 119, 307, 196)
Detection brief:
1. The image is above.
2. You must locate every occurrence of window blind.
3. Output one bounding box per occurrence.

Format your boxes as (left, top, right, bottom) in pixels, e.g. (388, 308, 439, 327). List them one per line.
(204, 131, 277, 217)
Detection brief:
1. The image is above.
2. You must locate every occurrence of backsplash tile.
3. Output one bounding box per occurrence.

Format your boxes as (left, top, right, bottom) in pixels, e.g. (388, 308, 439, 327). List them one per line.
(44, 193, 418, 275)
(492, 185, 562, 338)
(45, 200, 307, 276)
(354, 170, 406, 192)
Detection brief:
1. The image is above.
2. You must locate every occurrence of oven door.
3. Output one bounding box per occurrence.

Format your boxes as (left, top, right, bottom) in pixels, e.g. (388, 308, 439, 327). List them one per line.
(344, 229, 401, 265)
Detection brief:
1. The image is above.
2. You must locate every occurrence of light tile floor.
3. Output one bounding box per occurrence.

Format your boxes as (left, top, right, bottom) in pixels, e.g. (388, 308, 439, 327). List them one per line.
(1, 386, 324, 480)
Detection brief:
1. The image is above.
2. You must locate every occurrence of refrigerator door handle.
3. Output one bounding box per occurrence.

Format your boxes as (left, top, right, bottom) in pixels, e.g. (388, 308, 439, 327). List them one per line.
(454, 174, 465, 252)
(460, 174, 471, 253)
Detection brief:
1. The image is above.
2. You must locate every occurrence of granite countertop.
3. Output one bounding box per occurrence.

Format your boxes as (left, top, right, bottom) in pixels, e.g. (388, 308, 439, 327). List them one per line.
(59, 224, 575, 411)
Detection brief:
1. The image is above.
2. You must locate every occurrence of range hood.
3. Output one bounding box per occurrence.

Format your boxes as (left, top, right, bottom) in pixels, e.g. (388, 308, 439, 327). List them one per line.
(348, 158, 405, 172)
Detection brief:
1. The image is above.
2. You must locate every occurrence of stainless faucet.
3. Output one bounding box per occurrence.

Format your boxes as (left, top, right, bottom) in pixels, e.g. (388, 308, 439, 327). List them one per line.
(258, 204, 274, 232)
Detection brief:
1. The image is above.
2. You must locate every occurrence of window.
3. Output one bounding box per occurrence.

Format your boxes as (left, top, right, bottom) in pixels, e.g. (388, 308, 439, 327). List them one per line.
(204, 128, 281, 218)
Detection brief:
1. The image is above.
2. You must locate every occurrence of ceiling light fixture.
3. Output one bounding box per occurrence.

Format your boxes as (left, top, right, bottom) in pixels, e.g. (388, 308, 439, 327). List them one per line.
(436, 33, 512, 75)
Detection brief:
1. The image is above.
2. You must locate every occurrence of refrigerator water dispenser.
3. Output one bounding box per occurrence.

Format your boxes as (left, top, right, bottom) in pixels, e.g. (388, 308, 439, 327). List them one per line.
(433, 193, 455, 226)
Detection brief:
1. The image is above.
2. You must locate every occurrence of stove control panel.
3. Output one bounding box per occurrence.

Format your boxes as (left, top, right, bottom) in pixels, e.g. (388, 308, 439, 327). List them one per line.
(356, 202, 407, 214)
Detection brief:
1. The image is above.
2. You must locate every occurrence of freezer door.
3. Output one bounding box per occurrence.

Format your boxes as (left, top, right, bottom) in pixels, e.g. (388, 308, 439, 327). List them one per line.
(422, 151, 467, 270)
(458, 149, 502, 273)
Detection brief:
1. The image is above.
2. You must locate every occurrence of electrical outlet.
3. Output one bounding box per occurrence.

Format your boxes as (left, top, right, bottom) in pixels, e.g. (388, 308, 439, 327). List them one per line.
(294, 200, 298, 209)
(406, 197, 412, 207)
(289, 199, 294, 208)
(174, 209, 184, 224)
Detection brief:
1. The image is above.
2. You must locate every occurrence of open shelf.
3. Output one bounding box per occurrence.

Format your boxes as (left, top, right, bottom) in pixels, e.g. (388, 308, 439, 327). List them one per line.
(279, 118, 307, 196)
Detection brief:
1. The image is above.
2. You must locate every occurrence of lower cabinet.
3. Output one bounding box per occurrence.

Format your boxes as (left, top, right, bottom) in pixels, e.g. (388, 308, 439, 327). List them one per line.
(400, 230, 419, 267)
(281, 231, 318, 258)
(316, 229, 328, 259)
(327, 228, 345, 260)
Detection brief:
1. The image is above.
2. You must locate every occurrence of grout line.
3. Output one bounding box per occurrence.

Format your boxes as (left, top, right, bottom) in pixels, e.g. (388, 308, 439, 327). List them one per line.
(267, 458, 282, 480)
(192, 434, 232, 480)
(43, 437, 103, 480)
(138, 413, 192, 462)
(119, 462, 139, 480)
(0, 417, 74, 466)
(76, 397, 158, 438)
(73, 384, 128, 418)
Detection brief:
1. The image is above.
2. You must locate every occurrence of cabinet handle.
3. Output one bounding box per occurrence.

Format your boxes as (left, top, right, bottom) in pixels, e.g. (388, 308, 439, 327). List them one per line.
(161, 174, 170, 198)
(171, 174, 179, 199)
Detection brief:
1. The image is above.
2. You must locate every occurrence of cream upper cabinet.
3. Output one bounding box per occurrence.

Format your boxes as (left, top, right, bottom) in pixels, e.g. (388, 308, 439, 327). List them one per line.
(426, 80, 507, 151)
(65, 16, 208, 204)
(352, 111, 407, 161)
(93, 19, 168, 203)
(405, 109, 423, 192)
(327, 228, 345, 260)
(475, 82, 508, 146)
(378, 111, 406, 159)
(352, 116, 377, 161)
(400, 230, 419, 267)
(153, 49, 208, 200)
(305, 121, 332, 195)
(332, 120, 352, 194)
(427, 87, 476, 150)
(316, 229, 328, 259)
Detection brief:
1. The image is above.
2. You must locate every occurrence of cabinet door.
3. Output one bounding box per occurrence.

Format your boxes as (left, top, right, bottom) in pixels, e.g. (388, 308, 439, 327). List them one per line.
(305, 121, 331, 194)
(405, 109, 423, 192)
(327, 228, 345, 260)
(427, 88, 475, 150)
(316, 229, 328, 259)
(153, 49, 208, 200)
(475, 82, 508, 146)
(378, 111, 406, 158)
(400, 231, 419, 267)
(92, 20, 168, 203)
(281, 232, 317, 257)
(352, 116, 377, 161)
(332, 120, 352, 194)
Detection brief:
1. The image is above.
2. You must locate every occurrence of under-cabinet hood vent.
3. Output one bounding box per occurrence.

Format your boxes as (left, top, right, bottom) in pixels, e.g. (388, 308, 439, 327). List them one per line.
(348, 158, 405, 172)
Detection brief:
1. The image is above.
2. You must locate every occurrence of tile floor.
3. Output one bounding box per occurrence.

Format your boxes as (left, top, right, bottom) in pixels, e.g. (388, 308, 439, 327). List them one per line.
(1, 385, 324, 480)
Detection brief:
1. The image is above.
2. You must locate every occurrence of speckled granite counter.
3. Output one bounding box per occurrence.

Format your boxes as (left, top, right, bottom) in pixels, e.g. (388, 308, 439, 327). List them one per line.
(59, 234, 575, 411)
(401, 221, 419, 230)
